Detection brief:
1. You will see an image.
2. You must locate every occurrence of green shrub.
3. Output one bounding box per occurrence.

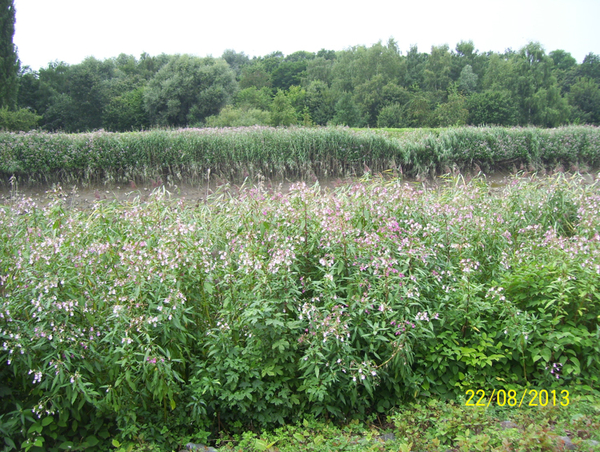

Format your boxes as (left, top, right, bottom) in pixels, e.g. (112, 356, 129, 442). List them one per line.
(1, 175, 599, 449)
(0, 107, 41, 132)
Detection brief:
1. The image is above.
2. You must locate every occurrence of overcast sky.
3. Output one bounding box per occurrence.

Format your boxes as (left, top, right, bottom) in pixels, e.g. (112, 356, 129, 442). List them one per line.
(13, 0, 600, 71)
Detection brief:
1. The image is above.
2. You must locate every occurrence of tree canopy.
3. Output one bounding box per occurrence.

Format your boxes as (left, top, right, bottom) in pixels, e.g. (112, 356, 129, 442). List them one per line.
(12, 39, 600, 132)
(0, 0, 19, 109)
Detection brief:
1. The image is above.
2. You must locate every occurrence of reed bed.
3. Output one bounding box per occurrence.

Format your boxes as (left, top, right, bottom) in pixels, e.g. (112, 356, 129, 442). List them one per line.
(0, 125, 599, 187)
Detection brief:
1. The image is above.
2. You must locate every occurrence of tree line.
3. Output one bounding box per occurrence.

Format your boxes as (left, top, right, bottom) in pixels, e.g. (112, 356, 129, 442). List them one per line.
(2, 6, 600, 133)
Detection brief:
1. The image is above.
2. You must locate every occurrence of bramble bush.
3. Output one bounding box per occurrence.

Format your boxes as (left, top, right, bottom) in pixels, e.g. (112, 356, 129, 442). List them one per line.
(0, 125, 599, 186)
(1, 174, 599, 450)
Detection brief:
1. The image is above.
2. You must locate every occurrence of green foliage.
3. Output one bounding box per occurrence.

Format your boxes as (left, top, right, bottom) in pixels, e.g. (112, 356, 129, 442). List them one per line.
(270, 90, 298, 126)
(1, 176, 600, 450)
(467, 91, 519, 126)
(458, 65, 478, 94)
(239, 63, 272, 89)
(143, 55, 238, 127)
(580, 53, 600, 83)
(272, 59, 308, 91)
(233, 86, 273, 111)
(332, 94, 365, 127)
(424, 45, 452, 92)
(569, 77, 600, 125)
(0, 107, 40, 131)
(14, 40, 600, 132)
(377, 103, 405, 128)
(103, 87, 150, 132)
(433, 89, 468, 127)
(204, 106, 271, 127)
(1, 125, 600, 185)
(0, 0, 19, 109)
(304, 81, 336, 126)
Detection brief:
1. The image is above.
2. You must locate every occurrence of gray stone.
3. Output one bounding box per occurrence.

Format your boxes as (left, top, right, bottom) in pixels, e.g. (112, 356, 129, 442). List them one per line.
(555, 436, 576, 450)
(181, 444, 218, 452)
(499, 420, 520, 430)
(378, 432, 396, 442)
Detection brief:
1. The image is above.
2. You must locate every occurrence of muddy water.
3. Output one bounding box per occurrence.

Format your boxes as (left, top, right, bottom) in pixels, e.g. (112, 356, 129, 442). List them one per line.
(0, 171, 596, 209)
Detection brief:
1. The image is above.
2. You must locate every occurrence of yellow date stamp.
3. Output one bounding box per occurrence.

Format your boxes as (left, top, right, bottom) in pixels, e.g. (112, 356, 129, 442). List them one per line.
(465, 389, 570, 408)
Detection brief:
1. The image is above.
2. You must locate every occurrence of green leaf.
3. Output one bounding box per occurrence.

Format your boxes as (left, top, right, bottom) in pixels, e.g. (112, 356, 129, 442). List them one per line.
(170, 398, 176, 410)
(85, 435, 99, 447)
(27, 422, 42, 435)
(41, 416, 54, 427)
(112, 439, 121, 447)
(33, 438, 44, 447)
(540, 347, 552, 363)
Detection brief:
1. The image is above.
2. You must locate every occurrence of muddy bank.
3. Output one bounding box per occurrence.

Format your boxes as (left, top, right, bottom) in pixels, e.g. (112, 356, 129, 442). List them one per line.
(0, 170, 596, 210)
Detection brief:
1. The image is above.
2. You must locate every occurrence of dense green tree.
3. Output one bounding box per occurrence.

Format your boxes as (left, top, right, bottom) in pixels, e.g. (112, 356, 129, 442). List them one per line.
(239, 63, 271, 89)
(23, 61, 71, 126)
(64, 57, 115, 130)
(222, 49, 250, 77)
(272, 60, 308, 91)
(0, 0, 19, 109)
(376, 103, 405, 128)
(549, 49, 577, 71)
(332, 39, 404, 94)
(234, 86, 272, 111)
(42, 92, 79, 131)
(481, 53, 514, 91)
(424, 45, 452, 92)
(304, 81, 335, 125)
(261, 51, 285, 74)
(316, 49, 336, 60)
(103, 87, 149, 131)
(466, 90, 519, 126)
(0, 106, 40, 131)
(302, 57, 335, 86)
(353, 74, 388, 126)
(402, 92, 434, 127)
(332, 93, 364, 127)
(433, 87, 468, 126)
(270, 89, 297, 126)
(16, 66, 42, 113)
(23, 58, 118, 131)
(579, 53, 600, 83)
(457, 64, 478, 93)
(452, 41, 489, 84)
(403, 45, 428, 88)
(11, 39, 600, 131)
(511, 42, 569, 125)
(144, 55, 237, 127)
(569, 77, 600, 125)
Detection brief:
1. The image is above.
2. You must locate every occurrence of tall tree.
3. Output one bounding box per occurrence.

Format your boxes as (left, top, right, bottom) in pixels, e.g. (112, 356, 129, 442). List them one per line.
(424, 45, 452, 92)
(512, 42, 569, 126)
(144, 55, 237, 127)
(0, 0, 19, 108)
